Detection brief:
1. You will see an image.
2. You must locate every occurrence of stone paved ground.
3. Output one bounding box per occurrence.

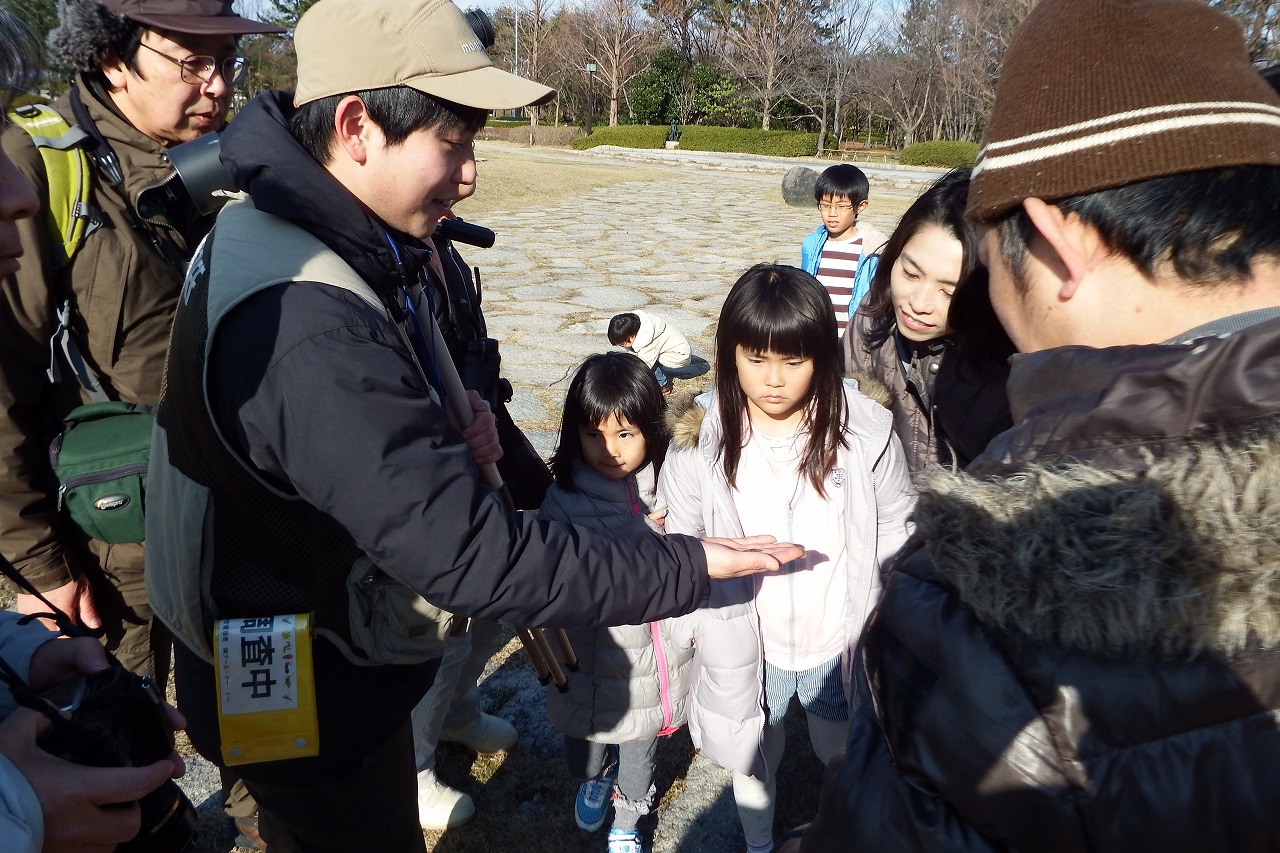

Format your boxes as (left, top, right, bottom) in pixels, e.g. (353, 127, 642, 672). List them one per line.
(182, 144, 939, 853)
(472, 143, 934, 460)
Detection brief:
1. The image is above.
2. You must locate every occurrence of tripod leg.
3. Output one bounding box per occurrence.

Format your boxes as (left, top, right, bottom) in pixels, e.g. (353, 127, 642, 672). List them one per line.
(516, 627, 551, 685)
(531, 629, 568, 693)
(552, 628, 579, 671)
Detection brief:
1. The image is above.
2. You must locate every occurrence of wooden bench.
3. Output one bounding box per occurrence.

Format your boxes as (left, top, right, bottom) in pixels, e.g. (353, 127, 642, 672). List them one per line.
(819, 141, 897, 164)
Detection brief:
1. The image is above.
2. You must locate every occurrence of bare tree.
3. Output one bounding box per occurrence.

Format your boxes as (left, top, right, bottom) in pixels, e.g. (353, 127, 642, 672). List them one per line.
(711, 0, 830, 130)
(861, 0, 946, 147)
(1212, 0, 1280, 61)
(572, 0, 658, 126)
(514, 0, 562, 129)
(781, 0, 881, 150)
(861, 0, 1035, 146)
(641, 0, 716, 62)
(960, 0, 1037, 130)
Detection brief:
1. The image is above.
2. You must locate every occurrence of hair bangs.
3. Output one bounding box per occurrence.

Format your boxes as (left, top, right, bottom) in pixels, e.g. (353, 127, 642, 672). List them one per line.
(735, 310, 821, 361)
(550, 352, 669, 491)
(721, 267, 834, 360)
(575, 372, 649, 433)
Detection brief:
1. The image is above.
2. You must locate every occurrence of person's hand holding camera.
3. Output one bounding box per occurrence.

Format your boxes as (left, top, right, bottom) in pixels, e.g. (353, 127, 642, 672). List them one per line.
(0, 636, 185, 853)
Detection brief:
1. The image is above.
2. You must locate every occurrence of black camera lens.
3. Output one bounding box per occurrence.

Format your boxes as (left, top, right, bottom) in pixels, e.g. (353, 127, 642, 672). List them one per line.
(463, 8, 496, 49)
(37, 668, 198, 853)
(121, 781, 197, 853)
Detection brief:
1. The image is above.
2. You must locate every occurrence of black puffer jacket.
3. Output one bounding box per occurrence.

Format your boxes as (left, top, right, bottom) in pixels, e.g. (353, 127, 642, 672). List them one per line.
(798, 316, 1280, 852)
(167, 92, 708, 773)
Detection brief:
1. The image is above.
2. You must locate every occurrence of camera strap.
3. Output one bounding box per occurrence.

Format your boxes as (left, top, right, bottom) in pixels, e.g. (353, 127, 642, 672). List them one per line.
(0, 554, 98, 736)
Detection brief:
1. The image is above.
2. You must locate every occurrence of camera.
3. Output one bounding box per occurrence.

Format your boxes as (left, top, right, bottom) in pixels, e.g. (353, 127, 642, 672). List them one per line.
(38, 667, 197, 853)
(463, 8, 496, 49)
(458, 337, 513, 410)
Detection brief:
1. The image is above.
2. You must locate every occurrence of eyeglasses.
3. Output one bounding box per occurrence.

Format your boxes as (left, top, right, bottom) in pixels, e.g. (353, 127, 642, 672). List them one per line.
(137, 42, 249, 86)
(817, 201, 856, 213)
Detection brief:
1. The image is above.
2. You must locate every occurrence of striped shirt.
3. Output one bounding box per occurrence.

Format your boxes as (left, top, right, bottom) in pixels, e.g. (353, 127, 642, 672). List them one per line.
(815, 236, 863, 333)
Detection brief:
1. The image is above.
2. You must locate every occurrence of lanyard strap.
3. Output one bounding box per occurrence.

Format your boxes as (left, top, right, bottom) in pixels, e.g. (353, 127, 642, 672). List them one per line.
(382, 229, 447, 402)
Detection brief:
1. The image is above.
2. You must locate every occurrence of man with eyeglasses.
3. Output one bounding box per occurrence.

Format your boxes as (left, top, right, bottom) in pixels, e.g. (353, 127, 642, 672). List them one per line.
(0, 0, 279, 711)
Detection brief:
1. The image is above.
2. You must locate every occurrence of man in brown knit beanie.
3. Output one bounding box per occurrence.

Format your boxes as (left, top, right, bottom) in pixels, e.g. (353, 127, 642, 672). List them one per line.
(781, 0, 1280, 851)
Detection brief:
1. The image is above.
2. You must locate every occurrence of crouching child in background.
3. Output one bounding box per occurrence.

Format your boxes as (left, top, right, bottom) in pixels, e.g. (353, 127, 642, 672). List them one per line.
(608, 311, 691, 395)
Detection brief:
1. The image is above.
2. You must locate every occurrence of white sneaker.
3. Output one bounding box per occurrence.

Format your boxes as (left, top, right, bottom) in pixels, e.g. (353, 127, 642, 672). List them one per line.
(416, 770, 475, 830)
(441, 712, 517, 754)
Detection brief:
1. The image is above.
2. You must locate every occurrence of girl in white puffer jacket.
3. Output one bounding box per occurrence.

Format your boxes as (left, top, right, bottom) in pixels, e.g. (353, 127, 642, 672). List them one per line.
(658, 265, 915, 853)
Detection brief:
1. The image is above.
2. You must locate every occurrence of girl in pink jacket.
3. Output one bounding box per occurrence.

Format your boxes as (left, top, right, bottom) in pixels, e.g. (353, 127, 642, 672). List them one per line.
(659, 264, 915, 853)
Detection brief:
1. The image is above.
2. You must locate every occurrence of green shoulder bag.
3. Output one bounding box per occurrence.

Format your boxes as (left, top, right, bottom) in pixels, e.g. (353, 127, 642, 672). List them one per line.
(49, 401, 153, 544)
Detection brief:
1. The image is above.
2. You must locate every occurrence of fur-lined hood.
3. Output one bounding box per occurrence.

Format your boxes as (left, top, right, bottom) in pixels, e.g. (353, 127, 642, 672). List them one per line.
(667, 389, 709, 453)
(913, 322, 1280, 663)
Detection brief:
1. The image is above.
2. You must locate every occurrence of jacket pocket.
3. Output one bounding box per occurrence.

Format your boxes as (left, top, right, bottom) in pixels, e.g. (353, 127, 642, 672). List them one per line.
(346, 556, 457, 665)
(80, 233, 134, 370)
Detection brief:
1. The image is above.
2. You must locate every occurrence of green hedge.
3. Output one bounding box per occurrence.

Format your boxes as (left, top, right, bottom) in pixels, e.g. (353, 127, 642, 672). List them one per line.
(571, 125, 819, 157)
(486, 118, 530, 127)
(898, 140, 979, 168)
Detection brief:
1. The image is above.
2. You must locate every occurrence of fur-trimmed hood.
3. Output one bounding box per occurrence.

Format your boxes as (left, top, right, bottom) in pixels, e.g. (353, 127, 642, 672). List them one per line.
(667, 389, 709, 452)
(912, 320, 1280, 662)
(844, 371, 893, 410)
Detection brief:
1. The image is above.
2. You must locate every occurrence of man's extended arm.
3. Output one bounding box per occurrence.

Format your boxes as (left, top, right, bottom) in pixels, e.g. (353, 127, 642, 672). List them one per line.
(210, 285, 795, 629)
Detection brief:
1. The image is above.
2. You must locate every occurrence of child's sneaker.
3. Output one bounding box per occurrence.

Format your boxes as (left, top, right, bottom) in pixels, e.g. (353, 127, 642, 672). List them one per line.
(574, 760, 618, 832)
(608, 828, 645, 853)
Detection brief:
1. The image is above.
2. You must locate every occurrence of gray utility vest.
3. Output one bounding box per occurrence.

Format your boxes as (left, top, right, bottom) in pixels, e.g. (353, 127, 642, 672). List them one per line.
(146, 196, 455, 666)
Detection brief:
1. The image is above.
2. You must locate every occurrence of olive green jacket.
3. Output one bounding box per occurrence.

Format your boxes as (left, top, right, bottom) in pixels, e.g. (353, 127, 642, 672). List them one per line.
(0, 76, 210, 591)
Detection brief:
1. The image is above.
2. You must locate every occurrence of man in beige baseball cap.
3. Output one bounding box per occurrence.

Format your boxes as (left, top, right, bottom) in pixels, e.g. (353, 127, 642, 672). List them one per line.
(146, 2, 802, 852)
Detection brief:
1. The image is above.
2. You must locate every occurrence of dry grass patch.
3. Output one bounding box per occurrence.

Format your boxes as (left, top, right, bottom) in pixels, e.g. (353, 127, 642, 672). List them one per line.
(465, 142, 684, 221)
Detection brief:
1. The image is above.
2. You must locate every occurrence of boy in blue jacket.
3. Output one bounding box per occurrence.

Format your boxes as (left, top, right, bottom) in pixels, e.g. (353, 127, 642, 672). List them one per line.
(799, 164, 886, 335)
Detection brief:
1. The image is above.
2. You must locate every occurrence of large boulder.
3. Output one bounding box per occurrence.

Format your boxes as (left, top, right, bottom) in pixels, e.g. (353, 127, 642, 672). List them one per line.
(781, 166, 818, 206)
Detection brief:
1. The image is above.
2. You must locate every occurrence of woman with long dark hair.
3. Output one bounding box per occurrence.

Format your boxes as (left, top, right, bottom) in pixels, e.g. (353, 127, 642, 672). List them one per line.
(843, 167, 1014, 470)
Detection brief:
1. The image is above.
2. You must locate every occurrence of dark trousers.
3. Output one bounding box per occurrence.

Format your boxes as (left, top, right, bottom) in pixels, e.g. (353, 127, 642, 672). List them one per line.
(239, 720, 424, 853)
(174, 639, 436, 853)
(564, 735, 658, 832)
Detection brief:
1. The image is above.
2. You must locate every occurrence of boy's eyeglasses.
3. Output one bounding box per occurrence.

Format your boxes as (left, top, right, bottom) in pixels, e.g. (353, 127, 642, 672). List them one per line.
(817, 201, 855, 212)
(138, 43, 249, 86)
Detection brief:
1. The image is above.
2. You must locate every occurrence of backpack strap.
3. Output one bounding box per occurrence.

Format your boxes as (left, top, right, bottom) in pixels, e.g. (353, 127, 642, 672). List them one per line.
(8, 101, 109, 402)
(7, 103, 101, 269)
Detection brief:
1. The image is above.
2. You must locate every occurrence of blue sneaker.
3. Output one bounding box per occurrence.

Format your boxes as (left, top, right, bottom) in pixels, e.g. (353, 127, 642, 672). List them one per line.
(608, 828, 645, 853)
(574, 760, 618, 832)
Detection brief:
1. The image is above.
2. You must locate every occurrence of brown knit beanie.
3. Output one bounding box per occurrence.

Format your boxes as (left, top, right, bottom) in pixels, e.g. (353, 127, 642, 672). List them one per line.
(967, 0, 1280, 224)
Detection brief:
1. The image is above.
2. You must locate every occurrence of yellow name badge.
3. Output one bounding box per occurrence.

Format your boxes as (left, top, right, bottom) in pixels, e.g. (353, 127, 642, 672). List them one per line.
(214, 613, 320, 766)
